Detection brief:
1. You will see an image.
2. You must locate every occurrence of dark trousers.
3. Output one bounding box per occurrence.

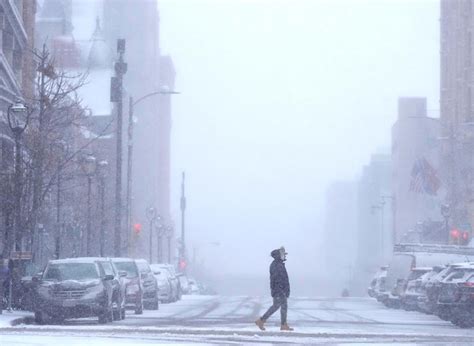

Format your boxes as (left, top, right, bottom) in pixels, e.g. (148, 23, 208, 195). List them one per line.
(261, 295, 287, 325)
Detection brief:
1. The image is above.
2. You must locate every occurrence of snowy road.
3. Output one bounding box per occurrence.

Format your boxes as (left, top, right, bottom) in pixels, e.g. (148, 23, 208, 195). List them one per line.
(2, 295, 474, 344)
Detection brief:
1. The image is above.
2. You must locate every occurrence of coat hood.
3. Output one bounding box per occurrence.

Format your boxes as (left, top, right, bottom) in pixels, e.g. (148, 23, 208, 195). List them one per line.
(271, 249, 281, 260)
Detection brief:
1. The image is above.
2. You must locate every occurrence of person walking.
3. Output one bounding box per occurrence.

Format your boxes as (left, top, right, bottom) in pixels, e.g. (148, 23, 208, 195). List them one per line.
(255, 246, 293, 331)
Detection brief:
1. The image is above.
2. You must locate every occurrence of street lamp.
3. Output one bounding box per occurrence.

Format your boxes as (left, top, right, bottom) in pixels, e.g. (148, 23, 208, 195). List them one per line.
(126, 86, 179, 255)
(146, 207, 160, 263)
(165, 225, 173, 264)
(97, 160, 109, 257)
(6, 99, 29, 256)
(81, 155, 96, 256)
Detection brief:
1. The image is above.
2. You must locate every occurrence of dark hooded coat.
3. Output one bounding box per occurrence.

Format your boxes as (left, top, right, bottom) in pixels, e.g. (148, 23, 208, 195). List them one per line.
(269, 249, 290, 298)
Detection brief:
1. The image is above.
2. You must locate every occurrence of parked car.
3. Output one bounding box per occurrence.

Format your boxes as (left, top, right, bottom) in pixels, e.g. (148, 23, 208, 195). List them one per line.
(111, 258, 143, 314)
(368, 265, 388, 299)
(381, 244, 474, 309)
(135, 259, 159, 310)
(150, 264, 173, 303)
(187, 278, 200, 295)
(437, 263, 474, 328)
(153, 264, 180, 302)
(399, 267, 433, 311)
(420, 263, 468, 316)
(177, 274, 190, 295)
(33, 258, 123, 324)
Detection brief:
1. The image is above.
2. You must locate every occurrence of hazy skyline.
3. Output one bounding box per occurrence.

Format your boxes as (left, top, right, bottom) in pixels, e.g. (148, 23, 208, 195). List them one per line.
(158, 0, 439, 284)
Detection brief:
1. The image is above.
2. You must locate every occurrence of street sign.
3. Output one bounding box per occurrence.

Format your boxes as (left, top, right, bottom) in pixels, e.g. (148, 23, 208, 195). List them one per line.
(10, 251, 32, 260)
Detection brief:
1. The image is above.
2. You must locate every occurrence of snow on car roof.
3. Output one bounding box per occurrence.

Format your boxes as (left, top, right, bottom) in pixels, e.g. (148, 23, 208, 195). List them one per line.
(412, 267, 432, 271)
(134, 259, 149, 264)
(49, 257, 105, 264)
(110, 257, 136, 262)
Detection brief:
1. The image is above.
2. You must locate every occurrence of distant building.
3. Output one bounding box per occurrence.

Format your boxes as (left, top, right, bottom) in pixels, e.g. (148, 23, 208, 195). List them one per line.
(34, 0, 176, 262)
(392, 97, 442, 244)
(354, 153, 391, 291)
(323, 181, 357, 292)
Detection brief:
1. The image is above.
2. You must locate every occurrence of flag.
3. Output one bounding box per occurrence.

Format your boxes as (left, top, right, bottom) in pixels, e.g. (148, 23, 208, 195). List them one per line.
(409, 158, 441, 195)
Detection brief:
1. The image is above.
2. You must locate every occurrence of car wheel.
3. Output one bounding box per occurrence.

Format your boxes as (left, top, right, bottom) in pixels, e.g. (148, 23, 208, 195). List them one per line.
(99, 300, 113, 324)
(113, 307, 121, 321)
(135, 301, 143, 315)
(150, 294, 159, 310)
(34, 311, 49, 325)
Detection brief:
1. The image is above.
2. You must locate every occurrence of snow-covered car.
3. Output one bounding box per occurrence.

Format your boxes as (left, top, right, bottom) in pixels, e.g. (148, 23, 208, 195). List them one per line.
(368, 265, 387, 299)
(420, 263, 468, 316)
(33, 258, 123, 324)
(187, 278, 200, 295)
(177, 274, 190, 295)
(399, 267, 433, 311)
(153, 264, 180, 302)
(135, 259, 159, 310)
(150, 264, 172, 302)
(437, 263, 474, 328)
(111, 258, 144, 314)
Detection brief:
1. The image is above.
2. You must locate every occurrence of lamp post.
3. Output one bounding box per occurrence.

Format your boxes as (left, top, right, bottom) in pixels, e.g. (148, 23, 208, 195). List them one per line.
(179, 172, 186, 271)
(166, 226, 173, 263)
(146, 207, 159, 263)
(126, 87, 179, 255)
(81, 155, 96, 256)
(6, 99, 29, 257)
(97, 160, 109, 257)
(111, 39, 127, 257)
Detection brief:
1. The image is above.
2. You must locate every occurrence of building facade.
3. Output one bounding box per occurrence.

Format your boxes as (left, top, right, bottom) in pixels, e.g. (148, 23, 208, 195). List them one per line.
(0, 0, 37, 257)
(354, 153, 392, 292)
(392, 97, 442, 243)
(440, 0, 474, 234)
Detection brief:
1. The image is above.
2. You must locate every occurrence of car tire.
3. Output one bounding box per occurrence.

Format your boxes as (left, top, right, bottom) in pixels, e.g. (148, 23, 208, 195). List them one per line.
(99, 300, 113, 324)
(112, 295, 121, 321)
(149, 294, 159, 310)
(135, 301, 143, 315)
(34, 311, 49, 325)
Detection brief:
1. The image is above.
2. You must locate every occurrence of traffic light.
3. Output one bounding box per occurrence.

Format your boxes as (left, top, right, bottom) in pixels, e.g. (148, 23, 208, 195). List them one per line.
(461, 231, 470, 245)
(133, 223, 142, 235)
(179, 259, 187, 271)
(450, 229, 460, 244)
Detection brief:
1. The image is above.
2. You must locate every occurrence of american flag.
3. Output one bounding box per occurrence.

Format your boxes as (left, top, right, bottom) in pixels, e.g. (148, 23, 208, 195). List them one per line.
(409, 158, 441, 195)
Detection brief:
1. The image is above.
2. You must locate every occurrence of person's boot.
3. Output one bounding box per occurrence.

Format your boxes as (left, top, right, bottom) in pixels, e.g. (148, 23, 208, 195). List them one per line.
(280, 323, 294, 331)
(255, 318, 266, 331)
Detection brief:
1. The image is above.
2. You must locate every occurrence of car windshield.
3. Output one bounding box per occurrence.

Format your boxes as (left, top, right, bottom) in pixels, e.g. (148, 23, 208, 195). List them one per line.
(408, 270, 429, 281)
(43, 263, 99, 281)
(136, 262, 150, 273)
(113, 261, 138, 278)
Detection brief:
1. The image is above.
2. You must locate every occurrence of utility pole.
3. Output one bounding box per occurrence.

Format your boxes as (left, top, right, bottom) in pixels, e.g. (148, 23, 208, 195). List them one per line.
(179, 172, 186, 268)
(111, 39, 127, 257)
(126, 96, 134, 256)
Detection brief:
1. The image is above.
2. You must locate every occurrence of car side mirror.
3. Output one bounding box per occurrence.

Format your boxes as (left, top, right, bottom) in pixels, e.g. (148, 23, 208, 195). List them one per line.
(141, 272, 148, 279)
(104, 274, 114, 281)
(119, 271, 127, 278)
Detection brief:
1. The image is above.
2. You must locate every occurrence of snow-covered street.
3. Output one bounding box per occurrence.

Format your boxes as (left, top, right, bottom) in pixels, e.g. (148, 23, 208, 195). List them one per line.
(2, 295, 474, 344)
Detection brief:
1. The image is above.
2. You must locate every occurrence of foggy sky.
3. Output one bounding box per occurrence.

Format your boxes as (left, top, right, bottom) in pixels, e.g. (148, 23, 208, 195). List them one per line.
(158, 0, 439, 283)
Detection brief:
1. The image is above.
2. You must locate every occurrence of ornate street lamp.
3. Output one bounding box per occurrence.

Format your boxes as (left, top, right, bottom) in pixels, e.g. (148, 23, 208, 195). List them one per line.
(6, 99, 28, 257)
